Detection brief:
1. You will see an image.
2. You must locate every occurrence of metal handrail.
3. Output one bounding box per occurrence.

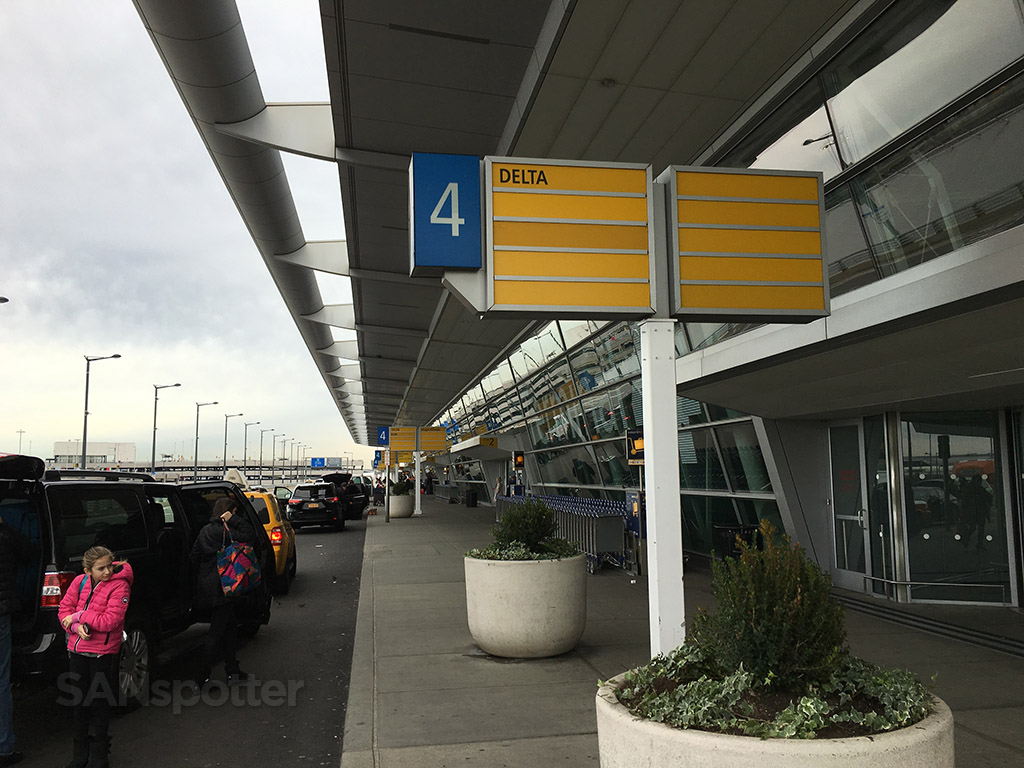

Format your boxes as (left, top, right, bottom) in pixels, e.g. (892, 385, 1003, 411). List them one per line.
(860, 574, 1010, 602)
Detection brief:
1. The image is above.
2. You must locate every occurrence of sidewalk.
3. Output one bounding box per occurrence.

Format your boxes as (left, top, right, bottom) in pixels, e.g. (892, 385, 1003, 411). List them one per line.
(341, 496, 1024, 767)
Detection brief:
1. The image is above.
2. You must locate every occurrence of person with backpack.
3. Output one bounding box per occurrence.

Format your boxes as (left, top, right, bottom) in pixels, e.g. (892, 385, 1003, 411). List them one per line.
(57, 546, 133, 768)
(0, 512, 38, 768)
(189, 496, 256, 686)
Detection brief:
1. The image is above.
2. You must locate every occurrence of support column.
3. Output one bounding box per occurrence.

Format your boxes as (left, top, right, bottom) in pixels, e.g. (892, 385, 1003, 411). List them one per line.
(413, 428, 423, 516)
(640, 318, 685, 656)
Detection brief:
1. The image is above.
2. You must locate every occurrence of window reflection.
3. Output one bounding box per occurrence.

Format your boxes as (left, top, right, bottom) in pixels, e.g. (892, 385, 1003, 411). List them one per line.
(716, 422, 773, 492)
(752, 104, 844, 180)
(826, 0, 1024, 164)
(901, 411, 1009, 603)
(679, 428, 729, 491)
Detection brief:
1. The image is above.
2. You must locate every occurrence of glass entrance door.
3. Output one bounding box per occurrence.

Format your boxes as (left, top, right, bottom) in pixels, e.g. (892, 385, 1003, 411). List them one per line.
(829, 423, 872, 591)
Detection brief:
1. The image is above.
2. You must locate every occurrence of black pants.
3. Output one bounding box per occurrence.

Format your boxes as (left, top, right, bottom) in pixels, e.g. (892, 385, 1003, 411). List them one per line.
(67, 653, 118, 743)
(201, 602, 239, 676)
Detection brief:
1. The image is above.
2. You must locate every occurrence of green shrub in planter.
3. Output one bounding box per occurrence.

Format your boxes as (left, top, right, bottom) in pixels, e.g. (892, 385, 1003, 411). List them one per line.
(692, 520, 846, 688)
(466, 499, 577, 561)
(613, 519, 932, 739)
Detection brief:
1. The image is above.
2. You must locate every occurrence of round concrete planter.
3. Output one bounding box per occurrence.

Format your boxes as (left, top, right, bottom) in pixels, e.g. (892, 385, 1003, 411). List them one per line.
(388, 494, 415, 518)
(596, 674, 954, 768)
(464, 553, 586, 658)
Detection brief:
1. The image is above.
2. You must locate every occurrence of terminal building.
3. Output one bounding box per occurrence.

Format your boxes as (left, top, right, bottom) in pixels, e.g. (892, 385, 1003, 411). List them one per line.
(132, 0, 1024, 630)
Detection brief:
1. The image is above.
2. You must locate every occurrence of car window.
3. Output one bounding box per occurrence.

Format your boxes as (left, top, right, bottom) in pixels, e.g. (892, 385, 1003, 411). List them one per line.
(51, 486, 148, 559)
(249, 496, 270, 525)
(296, 485, 335, 499)
(148, 494, 176, 525)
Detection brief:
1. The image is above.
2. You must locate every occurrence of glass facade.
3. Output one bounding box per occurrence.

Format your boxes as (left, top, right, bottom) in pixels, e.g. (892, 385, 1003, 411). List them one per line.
(429, 0, 1024, 596)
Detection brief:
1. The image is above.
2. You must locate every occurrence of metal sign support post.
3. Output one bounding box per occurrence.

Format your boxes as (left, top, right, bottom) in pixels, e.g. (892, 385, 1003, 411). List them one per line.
(413, 428, 423, 516)
(640, 318, 685, 656)
(384, 452, 391, 523)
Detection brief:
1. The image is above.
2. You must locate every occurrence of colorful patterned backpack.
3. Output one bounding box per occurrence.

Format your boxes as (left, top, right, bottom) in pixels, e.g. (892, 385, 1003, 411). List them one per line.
(217, 523, 261, 596)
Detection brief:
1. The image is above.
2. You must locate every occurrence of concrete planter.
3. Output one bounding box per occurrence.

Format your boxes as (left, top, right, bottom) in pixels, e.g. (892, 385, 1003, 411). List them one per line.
(596, 673, 954, 768)
(464, 553, 586, 658)
(388, 494, 415, 518)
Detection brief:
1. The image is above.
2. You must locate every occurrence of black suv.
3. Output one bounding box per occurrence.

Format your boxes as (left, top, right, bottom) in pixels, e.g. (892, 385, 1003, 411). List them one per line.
(320, 472, 369, 521)
(1, 455, 273, 704)
(287, 483, 345, 530)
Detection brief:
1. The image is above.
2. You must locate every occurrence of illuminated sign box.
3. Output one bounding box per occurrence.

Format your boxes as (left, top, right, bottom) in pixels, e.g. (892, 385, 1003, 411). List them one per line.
(419, 427, 448, 452)
(484, 157, 656, 317)
(389, 427, 417, 451)
(661, 166, 828, 323)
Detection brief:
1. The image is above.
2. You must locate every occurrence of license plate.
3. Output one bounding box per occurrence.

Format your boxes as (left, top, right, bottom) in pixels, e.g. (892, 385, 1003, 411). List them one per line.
(308, 502, 320, 509)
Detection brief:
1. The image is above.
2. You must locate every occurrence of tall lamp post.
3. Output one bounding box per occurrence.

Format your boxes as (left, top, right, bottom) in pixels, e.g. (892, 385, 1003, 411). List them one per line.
(259, 428, 274, 484)
(243, 421, 260, 472)
(17, 430, 25, 454)
(272, 433, 286, 483)
(151, 383, 181, 473)
(81, 353, 121, 469)
(281, 438, 295, 484)
(194, 401, 218, 480)
(223, 412, 243, 475)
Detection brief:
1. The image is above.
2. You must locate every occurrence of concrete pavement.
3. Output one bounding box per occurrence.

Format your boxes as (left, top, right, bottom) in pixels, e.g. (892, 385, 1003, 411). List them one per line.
(341, 496, 1024, 767)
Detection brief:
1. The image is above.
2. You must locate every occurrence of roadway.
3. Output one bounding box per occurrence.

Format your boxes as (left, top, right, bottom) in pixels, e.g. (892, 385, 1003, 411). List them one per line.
(12, 520, 367, 766)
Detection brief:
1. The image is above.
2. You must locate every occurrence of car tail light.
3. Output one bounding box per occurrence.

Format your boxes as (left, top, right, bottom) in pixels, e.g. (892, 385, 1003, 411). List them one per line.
(270, 527, 283, 546)
(328, 497, 339, 503)
(41, 570, 77, 608)
(288, 499, 301, 505)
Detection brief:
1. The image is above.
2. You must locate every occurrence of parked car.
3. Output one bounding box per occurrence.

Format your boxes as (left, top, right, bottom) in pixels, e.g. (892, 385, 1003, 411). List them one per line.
(287, 482, 345, 530)
(244, 490, 297, 594)
(1, 455, 273, 705)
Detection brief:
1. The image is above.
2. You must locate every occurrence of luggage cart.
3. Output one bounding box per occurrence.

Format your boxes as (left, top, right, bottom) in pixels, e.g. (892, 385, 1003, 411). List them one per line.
(545, 497, 627, 573)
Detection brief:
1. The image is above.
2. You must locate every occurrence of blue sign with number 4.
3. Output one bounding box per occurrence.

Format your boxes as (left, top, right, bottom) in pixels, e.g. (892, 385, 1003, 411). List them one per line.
(410, 153, 481, 274)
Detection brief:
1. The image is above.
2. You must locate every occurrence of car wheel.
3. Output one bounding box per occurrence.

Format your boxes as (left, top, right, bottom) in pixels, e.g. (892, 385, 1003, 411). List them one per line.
(288, 548, 297, 580)
(273, 569, 291, 595)
(118, 624, 151, 708)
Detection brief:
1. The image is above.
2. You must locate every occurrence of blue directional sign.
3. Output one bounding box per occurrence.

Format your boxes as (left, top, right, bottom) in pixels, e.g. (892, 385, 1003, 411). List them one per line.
(377, 426, 390, 446)
(374, 450, 382, 465)
(310, 457, 326, 468)
(410, 152, 482, 276)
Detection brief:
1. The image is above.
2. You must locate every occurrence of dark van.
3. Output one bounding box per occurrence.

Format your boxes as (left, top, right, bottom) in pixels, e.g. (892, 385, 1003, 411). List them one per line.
(1, 455, 273, 704)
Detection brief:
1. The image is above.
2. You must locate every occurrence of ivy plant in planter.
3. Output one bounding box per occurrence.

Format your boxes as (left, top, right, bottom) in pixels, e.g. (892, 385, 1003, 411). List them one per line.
(465, 499, 585, 658)
(596, 520, 954, 767)
(387, 478, 415, 517)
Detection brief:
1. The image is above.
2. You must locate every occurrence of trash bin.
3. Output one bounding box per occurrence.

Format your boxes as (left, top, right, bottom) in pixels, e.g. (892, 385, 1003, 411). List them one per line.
(465, 490, 478, 508)
(712, 524, 760, 559)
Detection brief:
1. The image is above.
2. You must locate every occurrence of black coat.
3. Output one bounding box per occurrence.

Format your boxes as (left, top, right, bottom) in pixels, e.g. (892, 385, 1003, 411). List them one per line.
(189, 515, 255, 607)
(0, 521, 38, 616)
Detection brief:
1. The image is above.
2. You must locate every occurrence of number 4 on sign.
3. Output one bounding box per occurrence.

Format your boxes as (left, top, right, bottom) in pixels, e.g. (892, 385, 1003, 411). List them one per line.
(430, 182, 465, 236)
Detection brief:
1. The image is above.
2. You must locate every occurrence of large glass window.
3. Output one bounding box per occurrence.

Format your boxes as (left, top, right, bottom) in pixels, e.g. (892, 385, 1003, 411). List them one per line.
(825, 0, 1024, 164)
(593, 440, 640, 487)
(824, 185, 877, 297)
(531, 445, 602, 487)
(581, 381, 640, 441)
(716, 422, 773, 492)
(853, 72, 1024, 278)
(681, 495, 739, 555)
(678, 428, 729, 491)
(901, 411, 1010, 603)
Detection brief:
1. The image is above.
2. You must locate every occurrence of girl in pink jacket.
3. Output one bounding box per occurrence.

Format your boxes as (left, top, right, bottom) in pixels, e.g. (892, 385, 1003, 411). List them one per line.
(57, 546, 133, 768)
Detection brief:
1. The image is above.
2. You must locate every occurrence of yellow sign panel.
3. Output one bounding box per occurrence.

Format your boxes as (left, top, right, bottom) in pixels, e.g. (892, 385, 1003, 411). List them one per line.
(419, 427, 447, 452)
(486, 157, 655, 316)
(389, 427, 417, 451)
(665, 166, 828, 322)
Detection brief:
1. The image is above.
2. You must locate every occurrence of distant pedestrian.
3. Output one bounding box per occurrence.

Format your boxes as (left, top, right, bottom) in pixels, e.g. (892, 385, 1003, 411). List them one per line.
(58, 547, 133, 768)
(0, 512, 37, 768)
(190, 497, 256, 686)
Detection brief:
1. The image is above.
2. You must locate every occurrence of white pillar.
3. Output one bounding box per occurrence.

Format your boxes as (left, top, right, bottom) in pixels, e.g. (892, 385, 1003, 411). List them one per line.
(640, 318, 685, 656)
(413, 428, 423, 516)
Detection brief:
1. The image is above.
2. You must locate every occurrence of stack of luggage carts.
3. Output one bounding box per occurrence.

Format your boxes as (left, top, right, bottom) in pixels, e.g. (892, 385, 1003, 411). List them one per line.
(497, 494, 627, 573)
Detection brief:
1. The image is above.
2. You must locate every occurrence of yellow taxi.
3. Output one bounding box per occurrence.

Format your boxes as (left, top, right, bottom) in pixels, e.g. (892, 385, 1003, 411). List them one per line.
(244, 490, 297, 594)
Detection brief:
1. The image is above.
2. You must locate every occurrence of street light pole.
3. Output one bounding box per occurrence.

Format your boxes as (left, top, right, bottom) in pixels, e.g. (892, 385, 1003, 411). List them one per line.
(281, 438, 294, 485)
(259, 428, 274, 484)
(243, 421, 260, 473)
(16, 430, 25, 454)
(81, 354, 121, 469)
(223, 412, 243, 475)
(194, 401, 218, 480)
(272, 434, 286, 484)
(151, 383, 181, 473)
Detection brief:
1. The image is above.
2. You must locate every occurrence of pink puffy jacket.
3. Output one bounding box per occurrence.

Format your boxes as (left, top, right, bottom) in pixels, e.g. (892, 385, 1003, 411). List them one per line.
(57, 562, 133, 656)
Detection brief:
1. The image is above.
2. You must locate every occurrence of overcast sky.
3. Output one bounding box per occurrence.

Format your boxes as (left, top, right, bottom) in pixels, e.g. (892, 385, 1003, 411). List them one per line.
(0, 1, 374, 466)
